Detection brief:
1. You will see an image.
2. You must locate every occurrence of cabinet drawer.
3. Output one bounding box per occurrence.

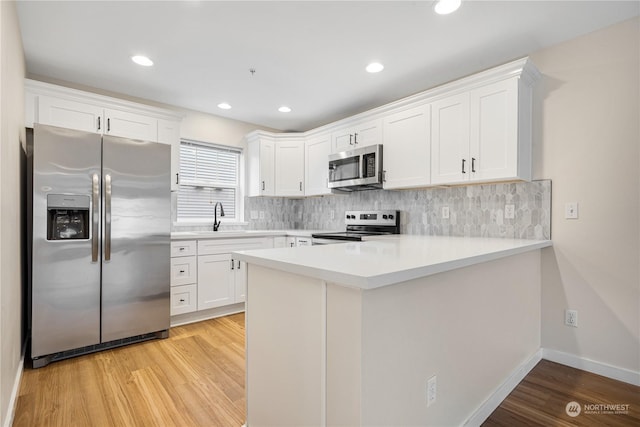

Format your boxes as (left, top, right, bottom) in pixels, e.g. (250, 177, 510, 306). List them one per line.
(198, 237, 271, 255)
(171, 256, 197, 286)
(171, 284, 197, 316)
(171, 240, 197, 257)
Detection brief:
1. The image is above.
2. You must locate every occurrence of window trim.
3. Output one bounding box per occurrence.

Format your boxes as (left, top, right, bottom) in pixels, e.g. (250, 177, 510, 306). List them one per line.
(175, 139, 245, 225)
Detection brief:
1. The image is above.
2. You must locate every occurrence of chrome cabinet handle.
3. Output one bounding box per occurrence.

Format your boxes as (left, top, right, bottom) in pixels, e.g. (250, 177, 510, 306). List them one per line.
(231, 259, 235, 270)
(105, 174, 112, 261)
(175, 173, 179, 185)
(471, 157, 476, 173)
(354, 132, 358, 144)
(299, 182, 302, 191)
(237, 260, 241, 269)
(262, 181, 265, 191)
(97, 117, 101, 131)
(179, 270, 185, 273)
(462, 159, 466, 174)
(91, 173, 99, 262)
(107, 118, 111, 132)
(349, 134, 353, 145)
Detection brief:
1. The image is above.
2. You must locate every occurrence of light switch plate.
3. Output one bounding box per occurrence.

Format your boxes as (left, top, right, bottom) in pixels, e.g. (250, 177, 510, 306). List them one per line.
(442, 206, 450, 219)
(505, 204, 515, 219)
(565, 202, 579, 219)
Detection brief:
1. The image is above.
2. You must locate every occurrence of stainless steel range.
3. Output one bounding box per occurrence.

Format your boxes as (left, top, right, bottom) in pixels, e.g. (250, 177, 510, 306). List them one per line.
(311, 210, 400, 245)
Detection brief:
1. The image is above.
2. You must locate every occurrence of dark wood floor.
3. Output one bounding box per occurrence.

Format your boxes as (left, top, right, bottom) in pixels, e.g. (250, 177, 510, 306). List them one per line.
(14, 314, 639, 426)
(484, 359, 640, 426)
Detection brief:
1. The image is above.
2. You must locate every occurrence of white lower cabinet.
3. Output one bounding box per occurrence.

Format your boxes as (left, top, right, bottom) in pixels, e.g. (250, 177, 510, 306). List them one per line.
(197, 254, 236, 310)
(171, 284, 197, 316)
(170, 240, 198, 316)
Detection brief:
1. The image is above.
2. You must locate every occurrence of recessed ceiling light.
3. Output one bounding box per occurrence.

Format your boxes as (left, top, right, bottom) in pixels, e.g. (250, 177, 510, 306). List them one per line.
(366, 62, 384, 73)
(131, 55, 153, 67)
(434, 0, 462, 15)
(218, 103, 232, 110)
(278, 106, 292, 113)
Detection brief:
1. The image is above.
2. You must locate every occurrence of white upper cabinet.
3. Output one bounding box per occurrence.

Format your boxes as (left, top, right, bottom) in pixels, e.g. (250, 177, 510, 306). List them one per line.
(469, 78, 527, 182)
(157, 119, 182, 192)
(431, 75, 534, 185)
(103, 108, 158, 141)
(275, 139, 305, 196)
(247, 135, 276, 197)
(305, 133, 331, 196)
(331, 119, 382, 153)
(431, 92, 471, 185)
(383, 104, 431, 189)
(37, 95, 104, 133)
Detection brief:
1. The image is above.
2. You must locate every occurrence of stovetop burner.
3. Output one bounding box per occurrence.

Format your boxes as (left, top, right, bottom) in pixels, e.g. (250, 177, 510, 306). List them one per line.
(312, 210, 400, 242)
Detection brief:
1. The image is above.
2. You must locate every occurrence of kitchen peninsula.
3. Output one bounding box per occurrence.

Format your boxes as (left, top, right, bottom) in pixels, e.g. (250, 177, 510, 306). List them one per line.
(234, 235, 552, 426)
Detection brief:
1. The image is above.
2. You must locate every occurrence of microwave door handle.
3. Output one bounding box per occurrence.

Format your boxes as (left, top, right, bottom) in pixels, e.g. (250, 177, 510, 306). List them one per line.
(91, 173, 100, 262)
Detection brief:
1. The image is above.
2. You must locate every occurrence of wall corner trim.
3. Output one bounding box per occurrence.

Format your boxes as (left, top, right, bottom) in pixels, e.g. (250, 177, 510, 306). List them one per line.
(2, 355, 24, 427)
(463, 349, 543, 426)
(542, 348, 640, 387)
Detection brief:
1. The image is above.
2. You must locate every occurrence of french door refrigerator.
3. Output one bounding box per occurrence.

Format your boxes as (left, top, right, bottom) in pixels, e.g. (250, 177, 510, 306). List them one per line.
(28, 124, 170, 368)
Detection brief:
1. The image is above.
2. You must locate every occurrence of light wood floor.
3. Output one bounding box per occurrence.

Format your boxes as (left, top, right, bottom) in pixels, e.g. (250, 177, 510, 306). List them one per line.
(14, 313, 246, 427)
(15, 314, 640, 426)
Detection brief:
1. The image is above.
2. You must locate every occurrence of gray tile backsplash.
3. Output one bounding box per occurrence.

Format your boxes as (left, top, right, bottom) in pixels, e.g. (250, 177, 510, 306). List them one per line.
(175, 180, 551, 240)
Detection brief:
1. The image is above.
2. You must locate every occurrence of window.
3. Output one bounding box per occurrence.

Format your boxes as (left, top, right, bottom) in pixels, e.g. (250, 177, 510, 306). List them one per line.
(177, 140, 242, 223)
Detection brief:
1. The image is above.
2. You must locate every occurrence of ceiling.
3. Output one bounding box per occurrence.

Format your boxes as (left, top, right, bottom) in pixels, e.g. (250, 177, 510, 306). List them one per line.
(16, 1, 639, 132)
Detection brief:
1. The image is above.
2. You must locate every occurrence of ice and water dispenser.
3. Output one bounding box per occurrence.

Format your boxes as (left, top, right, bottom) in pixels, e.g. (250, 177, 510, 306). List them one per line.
(46, 194, 90, 240)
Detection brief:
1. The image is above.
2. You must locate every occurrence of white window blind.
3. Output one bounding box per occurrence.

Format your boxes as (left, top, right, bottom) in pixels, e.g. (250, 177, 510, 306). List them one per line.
(177, 140, 241, 222)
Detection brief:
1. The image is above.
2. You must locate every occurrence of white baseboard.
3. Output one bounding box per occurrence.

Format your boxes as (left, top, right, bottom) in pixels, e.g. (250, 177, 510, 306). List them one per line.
(542, 348, 640, 386)
(463, 349, 543, 427)
(3, 355, 24, 427)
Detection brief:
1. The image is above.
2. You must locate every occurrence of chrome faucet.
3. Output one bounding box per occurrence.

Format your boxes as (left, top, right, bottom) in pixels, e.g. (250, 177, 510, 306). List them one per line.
(213, 202, 225, 231)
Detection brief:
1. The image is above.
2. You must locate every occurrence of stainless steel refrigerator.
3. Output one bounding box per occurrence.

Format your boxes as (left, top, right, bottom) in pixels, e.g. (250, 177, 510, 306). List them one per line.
(28, 124, 170, 368)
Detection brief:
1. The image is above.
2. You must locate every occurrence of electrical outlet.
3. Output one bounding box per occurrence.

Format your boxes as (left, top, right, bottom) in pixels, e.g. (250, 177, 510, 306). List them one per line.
(250, 210, 258, 220)
(565, 202, 579, 219)
(442, 206, 450, 219)
(565, 309, 578, 327)
(259, 211, 265, 220)
(330, 210, 335, 220)
(505, 204, 515, 219)
(427, 375, 437, 407)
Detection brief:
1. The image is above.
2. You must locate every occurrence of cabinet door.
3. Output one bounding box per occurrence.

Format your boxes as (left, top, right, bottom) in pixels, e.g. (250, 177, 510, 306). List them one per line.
(331, 119, 382, 153)
(234, 259, 247, 303)
(104, 108, 158, 142)
(37, 95, 103, 133)
(431, 93, 470, 185)
(275, 140, 305, 196)
(259, 140, 276, 196)
(158, 119, 181, 191)
(353, 119, 383, 148)
(469, 78, 520, 182)
(383, 104, 431, 189)
(197, 254, 234, 310)
(305, 134, 331, 196)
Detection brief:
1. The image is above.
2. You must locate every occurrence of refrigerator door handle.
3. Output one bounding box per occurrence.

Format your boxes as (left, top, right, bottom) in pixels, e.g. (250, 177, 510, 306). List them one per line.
(91, 173, 100, 262)
(105, 174, 112, 261)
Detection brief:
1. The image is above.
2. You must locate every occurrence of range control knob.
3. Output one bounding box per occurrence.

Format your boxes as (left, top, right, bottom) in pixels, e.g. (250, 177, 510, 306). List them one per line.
(389, 214, 394, 219)
(382, 215, 388, 219)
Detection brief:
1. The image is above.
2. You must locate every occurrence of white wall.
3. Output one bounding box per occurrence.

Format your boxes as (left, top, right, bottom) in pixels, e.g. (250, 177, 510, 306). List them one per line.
(0, 1, 25, 426)
(531, 18, 639, 374)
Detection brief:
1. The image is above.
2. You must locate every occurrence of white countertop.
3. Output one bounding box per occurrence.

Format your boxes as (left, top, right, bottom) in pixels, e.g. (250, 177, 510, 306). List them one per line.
(171, 229, 331, 240)
(232, 235, 552, 290)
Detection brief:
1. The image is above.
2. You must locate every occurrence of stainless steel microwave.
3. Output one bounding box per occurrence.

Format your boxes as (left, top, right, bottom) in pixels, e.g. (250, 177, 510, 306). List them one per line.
(328, 144, 383, 191)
